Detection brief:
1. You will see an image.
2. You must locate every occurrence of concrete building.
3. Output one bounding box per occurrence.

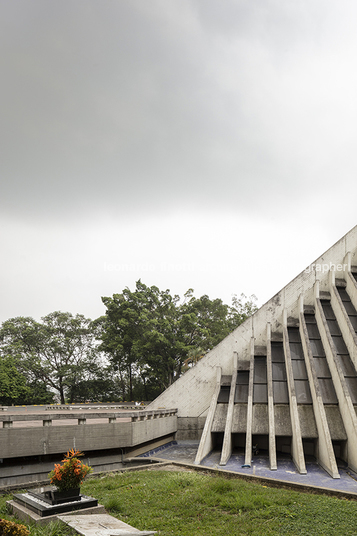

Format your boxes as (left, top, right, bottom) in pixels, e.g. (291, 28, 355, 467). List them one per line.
(0, 408, 177, 488)
(147, 225, 357, 479)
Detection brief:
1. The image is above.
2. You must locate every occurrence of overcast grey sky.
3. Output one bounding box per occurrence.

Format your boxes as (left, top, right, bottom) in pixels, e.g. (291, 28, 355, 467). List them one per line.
(1, 0, 357, 323)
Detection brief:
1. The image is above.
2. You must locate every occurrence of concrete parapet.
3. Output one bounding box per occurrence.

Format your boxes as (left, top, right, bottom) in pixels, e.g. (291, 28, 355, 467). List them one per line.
(0, 409, 177, 460)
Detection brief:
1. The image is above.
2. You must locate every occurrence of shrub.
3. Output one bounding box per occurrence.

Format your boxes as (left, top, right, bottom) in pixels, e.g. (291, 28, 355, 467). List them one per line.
(0, 518, 29, 536)
(48, 449, 92, 491)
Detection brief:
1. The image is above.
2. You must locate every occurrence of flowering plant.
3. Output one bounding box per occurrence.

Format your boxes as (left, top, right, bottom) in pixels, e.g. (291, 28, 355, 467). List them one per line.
(48, 449, 92, 491)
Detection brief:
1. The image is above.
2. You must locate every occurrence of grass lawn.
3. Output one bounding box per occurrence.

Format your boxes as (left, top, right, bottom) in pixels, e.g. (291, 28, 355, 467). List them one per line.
(82, 468, 357, 535)
(2, 468, 357, 535)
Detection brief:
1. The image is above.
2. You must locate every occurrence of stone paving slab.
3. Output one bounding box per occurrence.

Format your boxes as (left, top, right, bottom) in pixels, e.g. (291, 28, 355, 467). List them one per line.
(58, 513, 156, 535)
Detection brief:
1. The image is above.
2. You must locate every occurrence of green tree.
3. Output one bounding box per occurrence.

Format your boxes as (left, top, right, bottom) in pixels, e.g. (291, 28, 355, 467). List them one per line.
(100, 280, 183, 397)
(228, 293, 258, 330)
(0, 312, 99, 404)
(23, 380, 54, 405)
(0, 356, 30, 405)
(66, 363, 117, 403)
(179, 291, 233, 353)
(100, 281, 258, 400)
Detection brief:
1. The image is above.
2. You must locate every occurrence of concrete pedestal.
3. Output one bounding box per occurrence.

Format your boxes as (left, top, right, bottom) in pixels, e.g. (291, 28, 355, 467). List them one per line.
(7, 498, 105, 526)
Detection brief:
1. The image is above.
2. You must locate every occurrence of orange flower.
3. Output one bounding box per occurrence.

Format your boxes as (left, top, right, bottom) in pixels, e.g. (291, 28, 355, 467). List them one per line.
(48, 448, 92, 492)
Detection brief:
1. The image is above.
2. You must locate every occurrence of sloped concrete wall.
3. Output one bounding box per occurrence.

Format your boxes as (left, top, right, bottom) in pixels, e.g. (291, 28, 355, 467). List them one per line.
(148, 225, 357, 418)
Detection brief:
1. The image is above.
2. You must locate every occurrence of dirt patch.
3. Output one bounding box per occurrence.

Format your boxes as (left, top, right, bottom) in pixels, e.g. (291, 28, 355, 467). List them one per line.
(147, 463, 193, 472)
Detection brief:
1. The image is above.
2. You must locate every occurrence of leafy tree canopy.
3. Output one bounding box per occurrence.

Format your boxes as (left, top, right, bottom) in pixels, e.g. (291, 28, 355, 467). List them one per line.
(100, 280, 257, 399)
(0, 356, 30, 405)
(0, 284, 257, 404)
(0, 312, 99, 404)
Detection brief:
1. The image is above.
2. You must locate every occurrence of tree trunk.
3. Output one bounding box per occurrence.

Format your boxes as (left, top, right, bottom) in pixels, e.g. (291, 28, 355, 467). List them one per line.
(59, 384, 65, 404)
(142, 374, 148, 400)
(129, 364, 133, 400)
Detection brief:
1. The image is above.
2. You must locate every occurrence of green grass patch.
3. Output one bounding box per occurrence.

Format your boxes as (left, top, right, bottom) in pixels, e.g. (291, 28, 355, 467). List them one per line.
(2, 470, 357, 535)
(82, 469, 357, 535)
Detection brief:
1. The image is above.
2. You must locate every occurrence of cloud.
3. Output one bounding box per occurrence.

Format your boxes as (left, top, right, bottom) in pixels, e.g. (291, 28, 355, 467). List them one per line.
(1, 0, 357, 322)
(2, 0, 357, 224)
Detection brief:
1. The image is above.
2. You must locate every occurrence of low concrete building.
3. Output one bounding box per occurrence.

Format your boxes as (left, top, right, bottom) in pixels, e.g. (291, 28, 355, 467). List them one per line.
(0, 408, 177, 488)
(148, 225, 357, 479)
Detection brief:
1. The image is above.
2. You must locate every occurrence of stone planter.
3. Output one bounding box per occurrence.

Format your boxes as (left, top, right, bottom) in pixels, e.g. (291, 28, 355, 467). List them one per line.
(44, 487, 81, 505)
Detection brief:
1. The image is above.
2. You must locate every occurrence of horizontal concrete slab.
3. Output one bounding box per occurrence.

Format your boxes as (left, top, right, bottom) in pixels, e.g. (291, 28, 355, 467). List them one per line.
(58, 513, 156, 535)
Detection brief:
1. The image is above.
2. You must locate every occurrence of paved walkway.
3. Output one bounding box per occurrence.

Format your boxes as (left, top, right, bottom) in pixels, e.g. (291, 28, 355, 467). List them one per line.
(142, 441, 357, 495)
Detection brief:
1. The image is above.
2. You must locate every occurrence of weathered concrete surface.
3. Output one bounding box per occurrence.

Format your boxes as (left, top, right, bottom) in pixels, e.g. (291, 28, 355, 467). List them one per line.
(0, 410, 177, 459)
(325, 406, 347, 440)
(274, 406, 292, 436)
(231, 404, 247, 433)
(176, 417, 205, 440)
(252, 405, 269, 434)
(58, 514, 156, 535)
(298, 406, 318, 438)
(211, 404, 228, 432)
